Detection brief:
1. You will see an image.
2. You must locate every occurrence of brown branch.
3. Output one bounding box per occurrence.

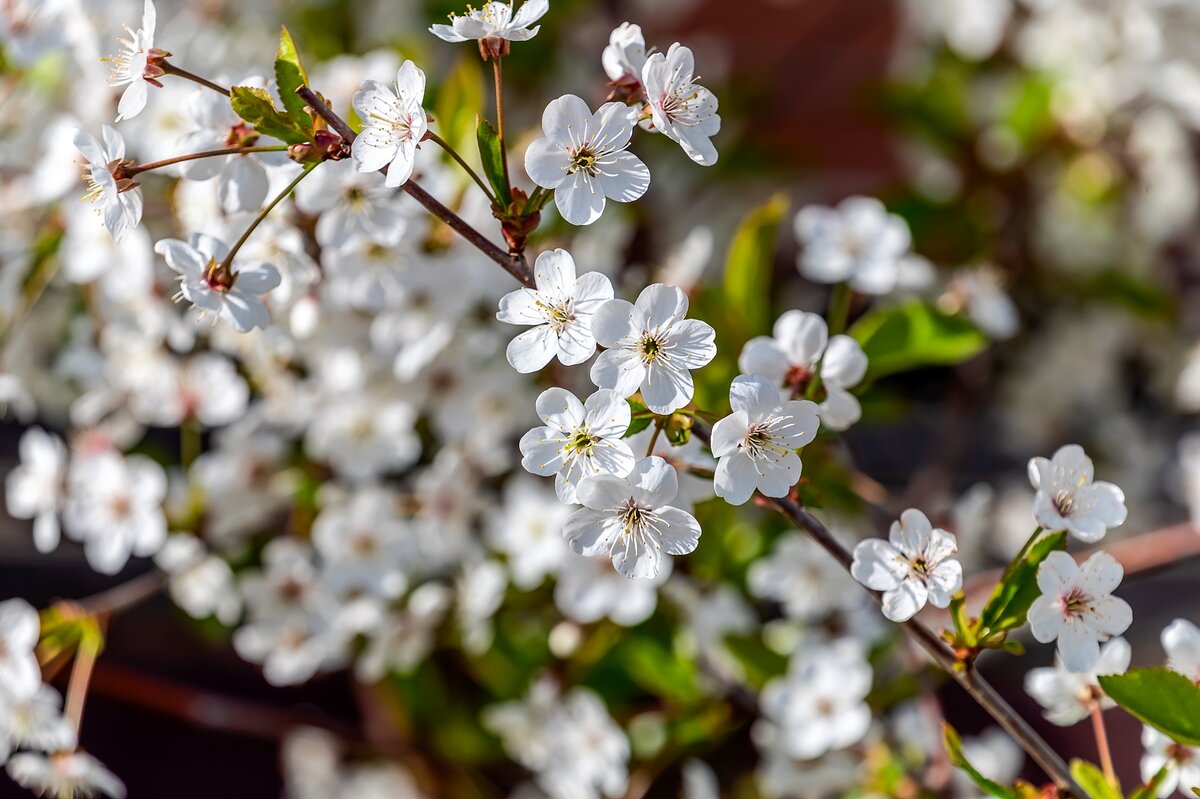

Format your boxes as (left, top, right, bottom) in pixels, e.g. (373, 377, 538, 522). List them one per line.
(295, 85, 534, 288)
(79, 570, 166, 617)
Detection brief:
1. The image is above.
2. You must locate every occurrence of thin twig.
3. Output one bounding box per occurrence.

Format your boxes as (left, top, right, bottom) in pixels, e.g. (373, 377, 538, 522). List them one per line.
(425, 130, 496, 203)
(492, 58, 511, 192)
(79, 570, 166, 617)
(295, 85, 534, 287)
(160, 62, 230, 96)
(1091, 702, 1116, 786)
(220, 161, 319, 271)
(128, 145, 289, 177)
(64, 632, 101, 733)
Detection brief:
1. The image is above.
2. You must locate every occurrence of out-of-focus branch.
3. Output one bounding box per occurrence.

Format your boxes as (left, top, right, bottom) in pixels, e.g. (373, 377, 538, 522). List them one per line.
(295, 85, 534, 288)
(79, 570, 166, 617)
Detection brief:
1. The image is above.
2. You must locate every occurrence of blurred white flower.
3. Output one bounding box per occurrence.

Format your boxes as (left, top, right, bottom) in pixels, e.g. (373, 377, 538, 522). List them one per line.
(711, 375, 820, 505)
(851, 508, 962, 622)
(564, 456, 701, 579)
(749, 533, 860, 621)
(642, 44, 720, 166)
(312, 486, 412, 601)
(430, 1, 549, 45)
(63, 450, 167, 575)
(554, 552, 669, 626)
(356, 583, 452, 682)
(497, 249, 614, 373)
(519, 387, 634, 504)
(1024, 637, 1130, 725)
(0, 684, 76, 761)
(738, 310, 868, 430)
(487, 478, 571, 590)
(351, 61, 428, 188)
(589, 284, 716, 414)
(1028, 551, 1132, 673)
(154, 533, 242, 625)
(794, 196, 913, 295)
(1162, 618, 1200, 683)
(456, 559, 507, 654)
(602, 23, 646, 84)
(0, 599, 40, 700)
(74, 126, 143, 243)
(955, 728, 1024, 798)
(155, 233, 281, 332)
(1028, 444, 1127, 543)
(525, 94, 649, 226)
(294, 160, 409, 253)
(5, 427, 67, 554)
(1140, 726, 1200, 798)
(6, 752, 126, 799)
(103, 0, 157, 121)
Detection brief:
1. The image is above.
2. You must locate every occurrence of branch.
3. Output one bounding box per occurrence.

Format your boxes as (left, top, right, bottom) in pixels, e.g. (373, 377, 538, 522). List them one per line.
(295, 85, 534, 288)
(79, 570, 166, 617)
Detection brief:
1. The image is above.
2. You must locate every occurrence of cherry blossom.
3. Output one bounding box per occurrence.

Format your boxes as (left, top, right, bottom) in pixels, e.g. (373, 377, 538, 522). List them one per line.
(563, 456, 701, 579)
(525, 94, 650, 226)
(496, 248, 614, 372)
(1028, 551, 1133, 673)
(351, 61, 428, 188)
(0, 599, 40, 700)
(710, 374, 821, 505)
(602, 23, 646, 85)
(6, 752, 126, 799)
(641, 44, 721, 166)
(851, 508, 963, 622)
(794, 196, 914, 294)
(73, 126, 142, 243)
(1140, 726, 1200, 799)
(589, 284, 716, 414)
(519, 387, 635, 504)
(0, 684, 75, 762)
(103, 0, 157, 121)
(1162, 618, 1200, 683)
(62, 450, 167, 575)
(430, 1, 549, 46)
(1024, 637, 1130, 725)
(5, 427, 67, 554)
(155, 233, 282, 332)
(1028, 444, 1127, 543)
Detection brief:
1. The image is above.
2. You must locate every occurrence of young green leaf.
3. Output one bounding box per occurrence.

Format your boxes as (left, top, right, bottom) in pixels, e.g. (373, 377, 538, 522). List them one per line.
(943, 723, 1017, 799)
(722, 193, 787, 340)
(1098, 669, 1200, 747)
(850, 300, 989, 380)
(229, 85, 311, 145)
(1069, 760, 1120, 799)
(275, 26, 312, 128)
(476, 115, 511, 206)
(1129, 765, 1171, 799)
(975, 530, 1067, 640)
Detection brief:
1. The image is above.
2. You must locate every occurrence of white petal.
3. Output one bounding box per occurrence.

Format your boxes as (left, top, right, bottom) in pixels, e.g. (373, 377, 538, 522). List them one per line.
(535, 386, 586, 432)
(506, 325, 558, 373)
(590, 348, 645, 398)
(555, 174, 607, 225)
(850, 539, 906, 592)
(590, 298, 642, 348)
(628, 456, 679, 507)
(584, 389, 632, 438)
(714, 452, 759, 506)
(881, 580, 927, 622)
(524, 137, 568, 189)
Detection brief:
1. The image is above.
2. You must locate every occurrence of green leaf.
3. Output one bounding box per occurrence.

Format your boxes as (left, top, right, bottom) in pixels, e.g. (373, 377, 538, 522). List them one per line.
(943, 723, 1017, 799)
(722, 193, 787, 339)
(1130, 765, 1171, 799)
(1069, 760, 1120, 799)
(975, 530, 1067, 639)
(623, 396, 655, 438)
(274, 26, 312, 128)
(850, 300, 989, 380)
(229, 85, 310, 145)
(476, 115, 510, 205)
(1098, 669, 1200, 747)
(619, 637, 701, 704)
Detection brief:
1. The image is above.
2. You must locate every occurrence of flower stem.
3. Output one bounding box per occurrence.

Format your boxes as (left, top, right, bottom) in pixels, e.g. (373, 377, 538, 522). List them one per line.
(127, 146, 289, 177)
(425, 130, 496, 203)
(492, 57, 511, 194)
(646, 418, 666, 457)
(160, 61, 230, 96)
(219, 161, 319, 273)
(64, 630, 102, 734)
(294, 84, 534, 287)
(827, 282, 853, 335)
(1091, 702, 1117, 786)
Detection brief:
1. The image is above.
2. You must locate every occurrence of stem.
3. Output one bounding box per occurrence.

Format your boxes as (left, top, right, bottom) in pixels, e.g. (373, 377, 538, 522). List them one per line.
(295, 85, 534, 287)
(220, 162, 318, 272)
(81, 570, 166, 617)
(425, 131, 496, 203)
(1091, 702, 1116, 786)
(64, 633, 101, 734)
(492, 57, 511, 193)
(160, 62, 230, 96)
(646, 418, 665, 457)
(180, 419, 201, 469)
(128, 146, 289, 177)
(827, 282, 853, 335)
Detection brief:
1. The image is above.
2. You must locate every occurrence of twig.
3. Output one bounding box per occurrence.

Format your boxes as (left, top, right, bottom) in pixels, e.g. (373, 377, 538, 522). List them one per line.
(220, 161, 319, 271)
(1091, 702, 1116, 786)
(127, 145, 289, 177)
(79, 570, 166, 617)
(160, 62, 230, 96)
(295, 85, 534, 287)
(425, 130, 496, 203)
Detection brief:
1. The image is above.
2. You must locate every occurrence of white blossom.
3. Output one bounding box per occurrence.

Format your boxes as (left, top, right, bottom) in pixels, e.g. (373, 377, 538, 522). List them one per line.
(748, 533, 861, 621)
(602, 23, 646, 84)
(62, 451, 167, 575)
(641, 44, 720, 166)
(519, 387, 635, 504)
(0, 684, 76, 761)
(1028, 444, 1127, 543)
(525, 94, 650, 226)
(1024, 637, 1130, 726)
(5, 427, 67, 554)
(710, 375, 820, 505)
(430, 1, 549, 45)
(564, 456, 701, 579)
(1162, 618, 1200, 683)
(554, 553, 668, 626)
(589, 283, 716, 414)
(6, 752, 126, 799)
(155, 233, 281, 332)
(0, 599, 40, 700)
(738, 310, 868, 430)
(851, 508, 963, 622)
(352, 61, 428, 187)
(1140, 726, 1200, 798)
(794, 196, 914, 294)
(1028, 550, 1133, 673)
(103, 0, 156, 121)
(497, 249, 614, 372)
(154, 534, 242, 625)
(486, 478, 571, 590)
(74, 126, 142, 243)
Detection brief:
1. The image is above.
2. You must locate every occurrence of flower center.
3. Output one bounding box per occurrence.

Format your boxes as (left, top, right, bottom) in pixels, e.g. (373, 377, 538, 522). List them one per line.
(564, 428, 599, 457)
(909, 556, 930, 578)
(617, 497, 658, 537)
(537, 298, 576, 333)
(1053, 489, 1075, 517)
(349, 531, 378, 557)
(203, 258, 236, 293)
(741, 416, 795, 461)
(1061, 587, 1093, 617)
(784, 363, 813, 395)
(568, 145, 600, 177)
(638, 332, 666, 363)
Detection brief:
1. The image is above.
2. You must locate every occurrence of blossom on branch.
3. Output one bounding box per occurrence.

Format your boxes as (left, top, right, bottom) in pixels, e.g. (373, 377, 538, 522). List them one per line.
(851, 508, 963, 622)
(351, 60, 428, 188)
(1028, 550, 1133, 673)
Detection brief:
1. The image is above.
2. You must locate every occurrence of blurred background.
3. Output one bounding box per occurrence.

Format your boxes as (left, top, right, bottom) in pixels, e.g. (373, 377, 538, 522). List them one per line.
(2, 0, 1200, 796)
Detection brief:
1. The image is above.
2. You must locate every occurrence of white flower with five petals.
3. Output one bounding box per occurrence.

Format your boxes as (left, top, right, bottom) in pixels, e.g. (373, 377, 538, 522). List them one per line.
(497, 248, 614, 372)
(642, 44, 721, 166)
(525, 94, 650, 226)
(710, 375, 820, 505)
(430, 1, 549, 44)
(103, 0, 157, 121)
(351, 61, 428, 188)
(564, 456, 701, 580)
(155, 233, 281, 332)
(1028, 551, 1133, 673)
(5, 427, 67, 554)
(519, 387, 635, 504)
(738, 310, 868, 431)
(851, 508, 963, 622)
(1028, 444, 1127, 543)
(74, 126, 142, 243)
(589, 284, 716, 415)
(794, 196, 914, 294)
(1024, 637, 1130, 726)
